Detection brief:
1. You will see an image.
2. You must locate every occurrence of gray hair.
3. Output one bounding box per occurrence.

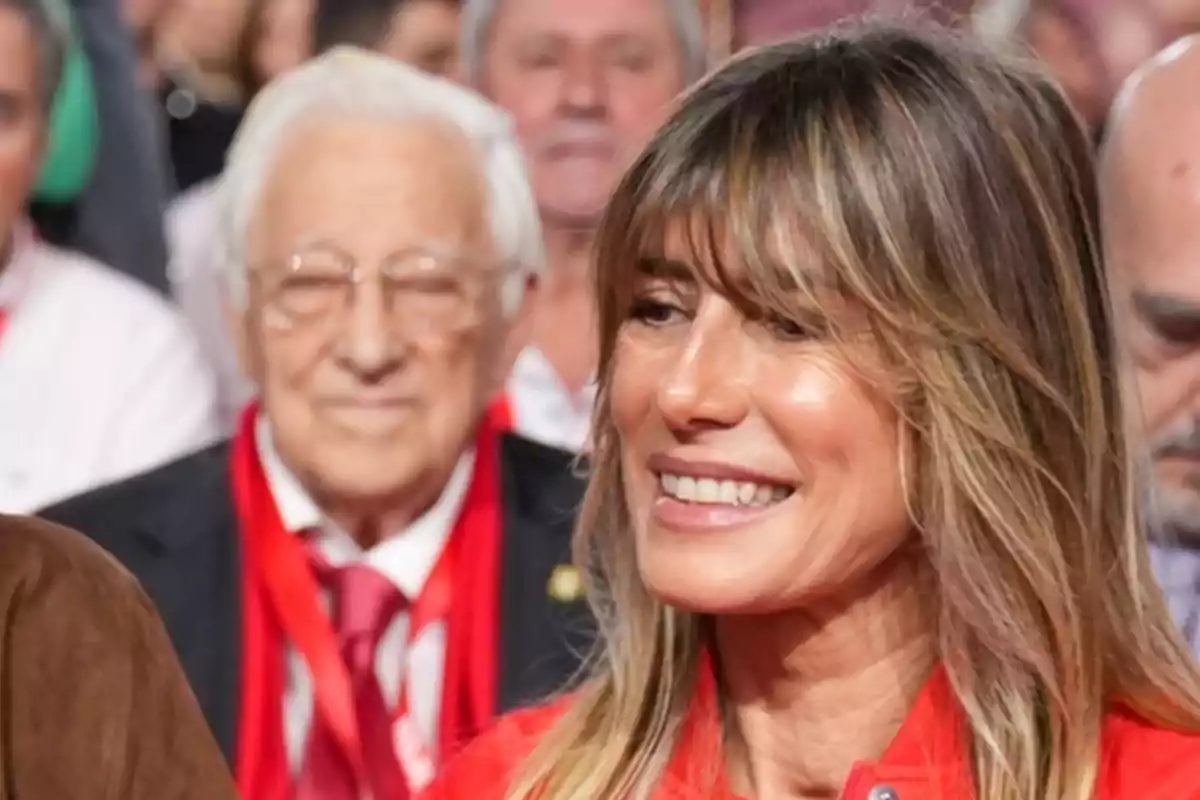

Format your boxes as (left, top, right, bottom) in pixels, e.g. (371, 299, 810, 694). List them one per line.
(459, 0, 709, 86)
(215, 47, 545, 317)
(2, 0, 68, 114)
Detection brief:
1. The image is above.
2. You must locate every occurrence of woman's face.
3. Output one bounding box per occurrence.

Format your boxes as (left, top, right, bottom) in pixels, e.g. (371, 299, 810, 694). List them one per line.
(611, 233, 912, 614)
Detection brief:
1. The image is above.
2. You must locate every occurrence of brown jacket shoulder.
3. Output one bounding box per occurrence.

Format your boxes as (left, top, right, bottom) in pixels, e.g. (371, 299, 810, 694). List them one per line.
(0, 515, 239, 799)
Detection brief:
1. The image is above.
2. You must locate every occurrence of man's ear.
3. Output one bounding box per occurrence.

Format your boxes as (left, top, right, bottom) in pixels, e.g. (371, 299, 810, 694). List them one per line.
(223, 281, 260, 384)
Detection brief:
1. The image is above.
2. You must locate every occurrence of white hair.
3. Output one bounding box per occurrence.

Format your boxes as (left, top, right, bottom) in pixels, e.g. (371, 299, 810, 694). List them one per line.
(459, 0, 709, 85)
(215, 46, 545, 316)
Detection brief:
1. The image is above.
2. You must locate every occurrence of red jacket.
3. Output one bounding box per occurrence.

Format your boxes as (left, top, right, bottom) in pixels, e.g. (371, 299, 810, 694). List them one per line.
(423, 661, 1200, 799)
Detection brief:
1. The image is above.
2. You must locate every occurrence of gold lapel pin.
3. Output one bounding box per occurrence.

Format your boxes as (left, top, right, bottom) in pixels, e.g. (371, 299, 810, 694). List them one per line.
(547, 564, 583, 603)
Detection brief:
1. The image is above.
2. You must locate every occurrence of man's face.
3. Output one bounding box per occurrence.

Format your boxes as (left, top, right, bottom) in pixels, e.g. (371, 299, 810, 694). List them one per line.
(480, 0, 686, 229)
(1108, 139, 1200, 540)
(0, 8, 44, 253)
(236, 118, 517, 521)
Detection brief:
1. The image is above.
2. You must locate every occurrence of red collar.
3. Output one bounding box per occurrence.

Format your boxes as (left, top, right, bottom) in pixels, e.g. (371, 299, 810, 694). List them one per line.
(661, 655, 973, 800)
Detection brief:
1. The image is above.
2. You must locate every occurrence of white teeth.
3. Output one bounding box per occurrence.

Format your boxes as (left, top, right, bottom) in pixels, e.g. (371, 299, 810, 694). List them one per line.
(657, 473, 793, 507)
(676, 476, 697, 501)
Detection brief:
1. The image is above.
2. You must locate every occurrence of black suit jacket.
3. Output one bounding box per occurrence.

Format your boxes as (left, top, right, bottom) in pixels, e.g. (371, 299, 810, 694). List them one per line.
(40, 434, 591, 766)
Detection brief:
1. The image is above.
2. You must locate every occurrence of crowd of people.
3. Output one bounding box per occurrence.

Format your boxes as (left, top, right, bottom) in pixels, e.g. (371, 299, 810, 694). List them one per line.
(2, 0, 1200, 797)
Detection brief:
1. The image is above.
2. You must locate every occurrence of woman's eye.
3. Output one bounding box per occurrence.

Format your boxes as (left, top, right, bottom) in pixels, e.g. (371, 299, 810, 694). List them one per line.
(628, 297, 682, 326)
(765, 313, 812, 341)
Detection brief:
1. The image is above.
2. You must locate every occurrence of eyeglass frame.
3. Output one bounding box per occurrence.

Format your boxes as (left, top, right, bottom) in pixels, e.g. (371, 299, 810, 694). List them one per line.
(245, 239, 522, 340)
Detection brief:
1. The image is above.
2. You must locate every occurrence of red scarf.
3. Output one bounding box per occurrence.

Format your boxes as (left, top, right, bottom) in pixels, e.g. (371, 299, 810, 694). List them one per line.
(232, 404, 505, 799)
(487, 395, 513, 433)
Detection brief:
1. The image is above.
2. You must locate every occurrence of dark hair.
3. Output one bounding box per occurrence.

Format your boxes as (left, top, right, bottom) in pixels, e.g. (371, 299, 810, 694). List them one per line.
(311, 0, 408, 54)
(1, 0, 67, 114)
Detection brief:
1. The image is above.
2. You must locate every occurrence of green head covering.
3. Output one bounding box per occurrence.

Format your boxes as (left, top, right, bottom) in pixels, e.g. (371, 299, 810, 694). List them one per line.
(33, 0, 99, 203)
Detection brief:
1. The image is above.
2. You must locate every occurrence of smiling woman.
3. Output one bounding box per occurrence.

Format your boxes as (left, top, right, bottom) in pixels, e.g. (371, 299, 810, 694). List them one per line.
(425, 20, 1200, 800)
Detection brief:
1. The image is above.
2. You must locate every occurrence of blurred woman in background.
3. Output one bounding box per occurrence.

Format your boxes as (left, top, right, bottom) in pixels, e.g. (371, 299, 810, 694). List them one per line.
(428, 22, 1200, 800)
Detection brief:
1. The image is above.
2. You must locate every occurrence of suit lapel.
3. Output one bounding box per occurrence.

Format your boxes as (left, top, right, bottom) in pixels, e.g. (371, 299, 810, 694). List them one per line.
(495, 435, 592, 713)
(129, 450, 244, 764)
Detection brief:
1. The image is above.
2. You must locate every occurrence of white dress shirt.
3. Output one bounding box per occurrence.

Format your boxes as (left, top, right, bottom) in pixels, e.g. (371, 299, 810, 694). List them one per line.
(255, 416, 475, 777)
(0, 225, 220, 512)
(506, 347, 595, 453)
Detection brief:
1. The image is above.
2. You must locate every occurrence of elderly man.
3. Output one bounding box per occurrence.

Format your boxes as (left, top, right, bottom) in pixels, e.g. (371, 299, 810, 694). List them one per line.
(44, 48, 589, 798)
(1101, 36, 1200, 657)
(0, 0, 218, 512)
(462, 0, 705, 451)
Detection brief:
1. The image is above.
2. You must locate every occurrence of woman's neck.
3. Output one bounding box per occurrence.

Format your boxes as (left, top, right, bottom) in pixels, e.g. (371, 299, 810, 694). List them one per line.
(716, 552, 936, 800)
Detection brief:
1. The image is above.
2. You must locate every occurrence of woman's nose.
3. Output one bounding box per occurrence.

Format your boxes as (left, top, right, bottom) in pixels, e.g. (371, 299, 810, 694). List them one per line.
(656, 305, 751, 434)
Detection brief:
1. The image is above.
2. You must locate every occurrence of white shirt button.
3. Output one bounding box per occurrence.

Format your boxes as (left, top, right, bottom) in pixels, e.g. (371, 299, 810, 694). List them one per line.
(868, 786, 899, 800)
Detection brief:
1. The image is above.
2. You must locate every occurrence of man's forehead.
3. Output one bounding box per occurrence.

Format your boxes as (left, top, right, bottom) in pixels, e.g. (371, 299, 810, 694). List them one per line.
(492, 0, 677, 39)
(251, 117, 490, 251)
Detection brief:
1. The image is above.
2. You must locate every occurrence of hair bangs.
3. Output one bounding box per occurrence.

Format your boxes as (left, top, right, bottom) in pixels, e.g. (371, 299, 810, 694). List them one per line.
(596, 114, 861, 353)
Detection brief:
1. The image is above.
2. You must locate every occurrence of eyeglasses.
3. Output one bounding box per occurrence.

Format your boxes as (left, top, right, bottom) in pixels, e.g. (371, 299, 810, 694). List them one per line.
(250, 242, 510, 338)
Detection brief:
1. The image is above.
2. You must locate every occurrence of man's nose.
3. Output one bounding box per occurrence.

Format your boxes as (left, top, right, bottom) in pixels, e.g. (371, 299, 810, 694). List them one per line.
(334, 278, 400, 380)
(560, 53, 606, 114)
(656, 308, 750, 434)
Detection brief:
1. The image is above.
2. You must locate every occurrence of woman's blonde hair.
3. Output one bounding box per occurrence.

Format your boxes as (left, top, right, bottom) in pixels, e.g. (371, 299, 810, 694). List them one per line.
(510, 22, 1200, 800)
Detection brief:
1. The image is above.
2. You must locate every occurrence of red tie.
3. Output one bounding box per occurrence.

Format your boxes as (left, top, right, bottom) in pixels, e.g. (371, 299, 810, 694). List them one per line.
(296, 557, 410, 800)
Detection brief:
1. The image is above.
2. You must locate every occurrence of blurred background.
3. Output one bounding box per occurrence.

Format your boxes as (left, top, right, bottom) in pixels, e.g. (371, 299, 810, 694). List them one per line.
(3, 0, 1198, 511)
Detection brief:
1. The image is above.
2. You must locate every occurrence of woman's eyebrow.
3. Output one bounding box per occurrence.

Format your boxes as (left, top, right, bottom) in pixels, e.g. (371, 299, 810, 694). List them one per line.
(634, 257, 696, 282)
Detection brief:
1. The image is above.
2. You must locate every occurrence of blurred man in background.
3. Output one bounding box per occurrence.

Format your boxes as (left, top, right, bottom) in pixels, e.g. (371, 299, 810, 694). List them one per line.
(1101, 36, 1200, 657)
(464, 0, 705, 451)
(0, 0, 217, 512)
(973, 0, 1164, 138)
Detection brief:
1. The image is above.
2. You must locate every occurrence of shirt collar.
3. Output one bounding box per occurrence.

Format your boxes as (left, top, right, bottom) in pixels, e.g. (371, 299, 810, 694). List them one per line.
(510, 347, 596, 407)
(255, 413, 476, 597)
(507, 346, 596, 452)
